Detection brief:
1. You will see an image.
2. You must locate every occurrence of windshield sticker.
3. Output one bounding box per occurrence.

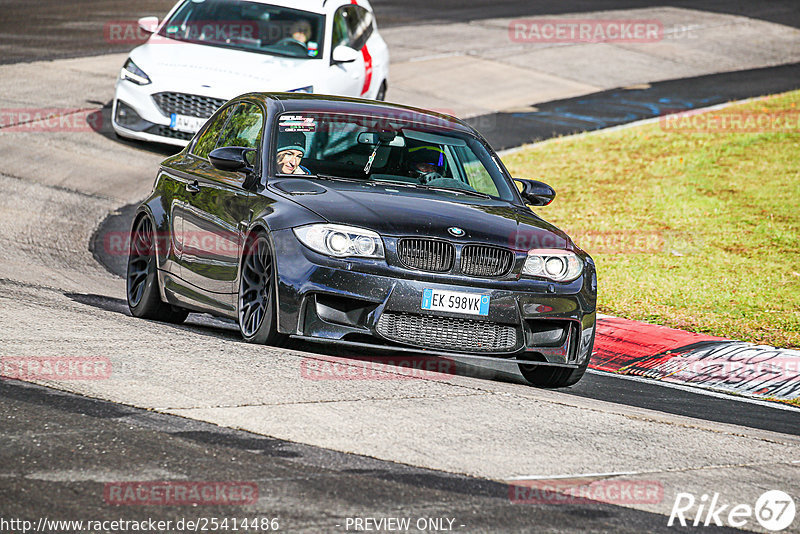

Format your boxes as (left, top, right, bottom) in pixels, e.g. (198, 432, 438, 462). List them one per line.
(279, 115, 316, 132)
(307, 42, 318, 57)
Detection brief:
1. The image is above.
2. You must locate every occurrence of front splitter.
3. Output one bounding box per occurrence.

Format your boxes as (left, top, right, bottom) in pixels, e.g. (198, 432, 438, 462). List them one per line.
(289, 334, 580, 368)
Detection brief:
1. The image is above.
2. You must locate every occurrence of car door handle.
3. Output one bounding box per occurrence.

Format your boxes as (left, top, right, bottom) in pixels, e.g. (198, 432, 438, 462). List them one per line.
(186, 181, 200, 194)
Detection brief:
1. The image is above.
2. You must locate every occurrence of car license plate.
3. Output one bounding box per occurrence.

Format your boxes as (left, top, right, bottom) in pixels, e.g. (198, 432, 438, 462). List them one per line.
(170, 113, 205, 134)
(421, 288, 490, 316)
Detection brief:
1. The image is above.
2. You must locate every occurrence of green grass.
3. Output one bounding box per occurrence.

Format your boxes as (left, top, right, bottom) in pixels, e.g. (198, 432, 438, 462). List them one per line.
(767, 397, 800, 408)
(504, 91, 800, 348)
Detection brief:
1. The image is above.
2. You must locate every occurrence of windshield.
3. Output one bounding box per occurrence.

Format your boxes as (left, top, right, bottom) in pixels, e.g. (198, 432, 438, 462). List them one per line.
(158, 0, 325, 59)
(274, 113, 517, 202)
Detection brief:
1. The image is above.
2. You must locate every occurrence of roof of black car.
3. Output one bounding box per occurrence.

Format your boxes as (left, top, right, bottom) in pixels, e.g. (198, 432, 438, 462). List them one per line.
(239, 92, 473, 134)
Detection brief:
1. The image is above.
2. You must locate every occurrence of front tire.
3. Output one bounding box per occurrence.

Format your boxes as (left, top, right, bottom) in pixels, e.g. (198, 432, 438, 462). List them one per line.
(126, 215, 188, 323)
(519, 361, 588, 388)
(519, 330, 595, 388)
(238, 232, 287, 346)
(375, 81, 387, 101)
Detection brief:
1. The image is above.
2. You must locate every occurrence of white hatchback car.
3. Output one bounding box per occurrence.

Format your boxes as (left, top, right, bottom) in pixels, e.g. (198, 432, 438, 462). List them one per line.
(112, 0, 389, 146)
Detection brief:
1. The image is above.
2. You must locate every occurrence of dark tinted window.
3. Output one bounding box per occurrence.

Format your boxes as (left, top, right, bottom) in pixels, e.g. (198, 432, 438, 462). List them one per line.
(158, 0, 325, 59)
(332, 6, 373, 51)
(217, 102, 264, 149)
(346, 6, 373, 51)
(193, 105, 233, 159)
(332, 7, 350, 48)
(275, 112, 516, 201)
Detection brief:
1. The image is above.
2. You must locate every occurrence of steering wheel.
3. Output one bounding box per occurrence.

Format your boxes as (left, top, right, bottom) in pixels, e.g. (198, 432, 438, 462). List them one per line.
(417, 171, 443, 185)
(274, 38, 308, 53)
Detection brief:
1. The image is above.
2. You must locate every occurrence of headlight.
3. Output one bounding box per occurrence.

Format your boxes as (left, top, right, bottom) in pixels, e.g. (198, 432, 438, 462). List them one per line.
(120, 58, 152, 85)
(293, 224, 384, 259)
(288, 85, 314, 93)
(522, 249, 583, 282)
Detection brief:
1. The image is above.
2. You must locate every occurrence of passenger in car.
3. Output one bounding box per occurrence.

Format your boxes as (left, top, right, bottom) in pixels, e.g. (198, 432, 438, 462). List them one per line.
(276, 132, 310, 175)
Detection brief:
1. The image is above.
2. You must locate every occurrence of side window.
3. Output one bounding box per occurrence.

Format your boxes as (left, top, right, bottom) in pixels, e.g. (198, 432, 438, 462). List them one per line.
(331, 7, 350, 48)
(216, 102, 264, 150)
(347, 6, 374, 51)
(453, 145, 500, 197)
(193, 106, 233, 159)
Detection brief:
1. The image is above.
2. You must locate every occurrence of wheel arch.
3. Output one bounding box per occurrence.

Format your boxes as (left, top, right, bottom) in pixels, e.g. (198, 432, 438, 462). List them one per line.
(131, 201, 172, 302)
(238, 220, 281, 316)
(132, 203, 169, 265)
(237, 220, 292, 337)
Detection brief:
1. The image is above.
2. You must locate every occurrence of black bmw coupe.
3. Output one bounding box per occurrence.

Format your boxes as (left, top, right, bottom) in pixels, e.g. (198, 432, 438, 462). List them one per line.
(127, 93, 597, 387)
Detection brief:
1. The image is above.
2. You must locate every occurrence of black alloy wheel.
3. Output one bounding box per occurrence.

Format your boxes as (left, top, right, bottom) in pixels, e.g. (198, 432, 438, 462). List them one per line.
(238, 232, 287, 346)
(127, 215, 188, 323)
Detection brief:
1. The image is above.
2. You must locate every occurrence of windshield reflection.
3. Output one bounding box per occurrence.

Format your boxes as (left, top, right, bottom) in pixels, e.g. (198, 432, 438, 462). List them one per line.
(157, 0, 324, 59)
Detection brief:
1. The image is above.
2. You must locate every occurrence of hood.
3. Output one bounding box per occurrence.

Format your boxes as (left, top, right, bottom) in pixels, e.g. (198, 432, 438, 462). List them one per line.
(131, 41, 318, 98)
(270, 178, 572, 251)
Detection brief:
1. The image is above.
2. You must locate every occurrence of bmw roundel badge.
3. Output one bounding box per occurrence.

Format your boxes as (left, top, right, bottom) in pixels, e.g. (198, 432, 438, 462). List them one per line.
(448, 227, 465, 237)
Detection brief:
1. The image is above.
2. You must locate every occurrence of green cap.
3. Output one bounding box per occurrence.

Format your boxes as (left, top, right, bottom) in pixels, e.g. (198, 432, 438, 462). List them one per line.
(277, 131, 306, 155)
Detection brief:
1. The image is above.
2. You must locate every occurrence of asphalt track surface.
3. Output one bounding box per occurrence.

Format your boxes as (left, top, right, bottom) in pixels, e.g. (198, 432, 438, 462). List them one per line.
(476, 62, 800, 150)
(2, 0, 800, 65)
(3, 377, 748, 534)
(2, 0, 800, 531)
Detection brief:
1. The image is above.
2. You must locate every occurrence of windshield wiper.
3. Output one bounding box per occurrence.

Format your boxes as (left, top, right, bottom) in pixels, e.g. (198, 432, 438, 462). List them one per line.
(417, 185, 492, 199)
(311, 175, 492, 198)
(260, 47, 306, 58)
(156, 33, 305, 58)
(313, 173, 369, 183)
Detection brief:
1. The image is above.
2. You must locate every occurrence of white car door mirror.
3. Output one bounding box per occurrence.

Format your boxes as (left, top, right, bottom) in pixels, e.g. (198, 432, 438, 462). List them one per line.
(138, 16, 159, 35)
(332, 45, 359, 64)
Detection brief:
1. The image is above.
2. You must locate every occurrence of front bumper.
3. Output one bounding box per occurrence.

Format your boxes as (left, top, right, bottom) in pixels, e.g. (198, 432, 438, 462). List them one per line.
(272, 229, 597, 367)
(112, 79, 204, 147)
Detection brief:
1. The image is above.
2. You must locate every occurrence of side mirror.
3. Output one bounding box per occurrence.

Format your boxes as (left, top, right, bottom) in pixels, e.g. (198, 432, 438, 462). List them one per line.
(515, 179, 556, 206)
(138, 16, 159, 35)
(209, 147, 256, 173)
(332, 45, 359, 64)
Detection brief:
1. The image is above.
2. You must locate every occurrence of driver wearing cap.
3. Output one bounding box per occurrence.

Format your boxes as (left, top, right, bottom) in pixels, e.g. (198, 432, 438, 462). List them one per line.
(276, 131, 310, 175)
